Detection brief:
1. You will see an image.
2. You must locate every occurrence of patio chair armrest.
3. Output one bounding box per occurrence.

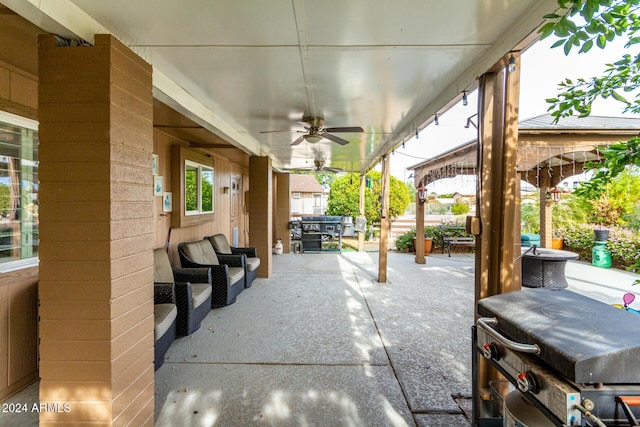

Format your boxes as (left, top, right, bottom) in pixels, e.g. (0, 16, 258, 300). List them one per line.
(208, 264, 231, 287)
(232, 247, 258, 258)
(173, 267, 212, 285)
(174, 281, 195, 312)
(154, 282, 176, 305)
(216, 253, 246, 268)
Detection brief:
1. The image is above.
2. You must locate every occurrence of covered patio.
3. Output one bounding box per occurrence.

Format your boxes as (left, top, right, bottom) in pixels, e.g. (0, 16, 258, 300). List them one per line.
(0, 0, 605, 425)
(4, 251, 638, 426)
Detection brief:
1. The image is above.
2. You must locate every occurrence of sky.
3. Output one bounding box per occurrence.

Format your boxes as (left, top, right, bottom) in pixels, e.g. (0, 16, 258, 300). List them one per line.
(388, 35, 633, 194)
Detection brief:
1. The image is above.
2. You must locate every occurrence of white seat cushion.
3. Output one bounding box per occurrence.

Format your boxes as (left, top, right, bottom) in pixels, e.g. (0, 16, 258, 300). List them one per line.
(228, 266, 244, 285)
(191, 283, 212, 308)
(246, 257, 260, 272)
(154, 304, 177, 340)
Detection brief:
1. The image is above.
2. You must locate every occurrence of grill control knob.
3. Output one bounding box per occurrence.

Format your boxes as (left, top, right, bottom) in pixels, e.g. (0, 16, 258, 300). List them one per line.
(481, 343, 501, 361)
(517, 371, 539, 394)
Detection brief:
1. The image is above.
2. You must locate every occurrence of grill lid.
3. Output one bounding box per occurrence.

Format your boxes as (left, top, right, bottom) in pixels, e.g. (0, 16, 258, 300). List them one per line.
(478, 289, 640, 384)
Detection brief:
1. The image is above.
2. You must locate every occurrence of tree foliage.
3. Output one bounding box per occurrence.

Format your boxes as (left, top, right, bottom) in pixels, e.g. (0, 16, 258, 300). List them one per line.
(541, 0, 640, 197)
(326, 172, 411, 226)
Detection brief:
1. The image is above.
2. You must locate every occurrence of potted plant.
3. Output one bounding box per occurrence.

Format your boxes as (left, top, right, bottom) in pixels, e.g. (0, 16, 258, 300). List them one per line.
(551, 229, 564, 250)
(395, 229, 416, 253)
(413, 232, 433, 256)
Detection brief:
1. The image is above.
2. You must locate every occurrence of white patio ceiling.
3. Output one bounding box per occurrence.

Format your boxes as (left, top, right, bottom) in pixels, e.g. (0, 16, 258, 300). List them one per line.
(4, 0, 559, 172)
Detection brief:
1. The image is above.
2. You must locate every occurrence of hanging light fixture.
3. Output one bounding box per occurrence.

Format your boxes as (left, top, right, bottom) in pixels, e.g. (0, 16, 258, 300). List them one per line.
(434, 114, 439, 126)
(508, 54, 517, 73)
(462, 91, 468, 106)
(415, 129, 419, 139)
(546, 187, 563, 202)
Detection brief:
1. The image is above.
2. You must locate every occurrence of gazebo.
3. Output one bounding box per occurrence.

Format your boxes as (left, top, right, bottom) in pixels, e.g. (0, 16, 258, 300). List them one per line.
(409, 114, 640, 260)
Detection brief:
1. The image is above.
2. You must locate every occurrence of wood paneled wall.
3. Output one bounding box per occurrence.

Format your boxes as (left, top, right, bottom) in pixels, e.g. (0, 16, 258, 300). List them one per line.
(0, 9, 40, 401)
(152, 130, 249, 267)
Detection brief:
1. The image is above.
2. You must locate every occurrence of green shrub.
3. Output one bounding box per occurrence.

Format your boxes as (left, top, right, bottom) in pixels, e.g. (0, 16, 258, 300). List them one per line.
(559, 224, 640, 272)
(451, 202, 470, 215)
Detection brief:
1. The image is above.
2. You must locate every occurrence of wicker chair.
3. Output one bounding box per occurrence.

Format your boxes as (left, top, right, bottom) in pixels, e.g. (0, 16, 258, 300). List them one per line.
(153, 282, 177, 371)
(206, 234, 261, 288)
(178, 240, 245, 307)
(153, 248, 212, 337)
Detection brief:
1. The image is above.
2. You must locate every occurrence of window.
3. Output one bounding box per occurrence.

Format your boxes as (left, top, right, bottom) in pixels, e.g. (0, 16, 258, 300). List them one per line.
(171, 146, 215, 228)
(0, 112, 38, 271)
(184, 160, 214, 215)
(292, 192, 301, 199)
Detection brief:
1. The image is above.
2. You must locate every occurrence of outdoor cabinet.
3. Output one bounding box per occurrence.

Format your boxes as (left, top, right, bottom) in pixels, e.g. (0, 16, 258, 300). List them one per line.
(0, 270, 38, 400)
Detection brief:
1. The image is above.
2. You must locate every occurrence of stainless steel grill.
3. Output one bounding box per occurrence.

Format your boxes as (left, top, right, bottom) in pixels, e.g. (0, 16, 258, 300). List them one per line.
(474, 288, 640, 426)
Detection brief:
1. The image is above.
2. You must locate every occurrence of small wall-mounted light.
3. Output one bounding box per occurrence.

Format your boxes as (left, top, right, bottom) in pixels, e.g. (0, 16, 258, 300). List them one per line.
(434, 114, 439, 126)
(415, 129, 419, 139)
(508, 54, 517, 73)
(223, 186, 230, 194)
(462, 91, 468, 106)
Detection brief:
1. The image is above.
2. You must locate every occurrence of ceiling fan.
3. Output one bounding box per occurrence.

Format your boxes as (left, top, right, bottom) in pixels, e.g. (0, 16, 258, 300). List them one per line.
(288, 159, 344, 173)
(261, 116, 363, 146)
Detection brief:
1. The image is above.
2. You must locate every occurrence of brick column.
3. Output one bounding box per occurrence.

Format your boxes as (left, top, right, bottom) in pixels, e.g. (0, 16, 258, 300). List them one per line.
(248, 157, 272, 277)
(275, 172, 291, 253)
(38, 34, 154, 426)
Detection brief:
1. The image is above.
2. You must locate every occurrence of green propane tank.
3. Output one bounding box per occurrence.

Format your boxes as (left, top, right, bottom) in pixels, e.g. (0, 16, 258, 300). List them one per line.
(592, 241, 612, 268)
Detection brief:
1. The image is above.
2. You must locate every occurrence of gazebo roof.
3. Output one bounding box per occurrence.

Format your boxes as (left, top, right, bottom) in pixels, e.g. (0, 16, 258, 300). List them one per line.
(408, 114, 640, 187)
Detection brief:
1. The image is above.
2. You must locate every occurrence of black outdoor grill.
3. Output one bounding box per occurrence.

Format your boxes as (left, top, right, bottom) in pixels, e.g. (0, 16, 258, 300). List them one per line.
(474, 288, 640, 426)
(299, 216, 343, 253)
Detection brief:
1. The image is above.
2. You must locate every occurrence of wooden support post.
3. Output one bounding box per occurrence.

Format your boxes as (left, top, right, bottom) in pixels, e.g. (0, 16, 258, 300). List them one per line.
(358, 174, 365, 252)
(415, 194, 425, 264)
(378, 155, 390, 283)
(249, 156, 273, 277)
(474, 54, 521, 406)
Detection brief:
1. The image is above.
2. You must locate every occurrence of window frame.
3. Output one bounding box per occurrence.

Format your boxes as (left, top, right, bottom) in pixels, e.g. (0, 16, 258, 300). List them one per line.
(184, 159, 214, 216)
(171, 146, 215, 228)
(0, 111, 39, 273)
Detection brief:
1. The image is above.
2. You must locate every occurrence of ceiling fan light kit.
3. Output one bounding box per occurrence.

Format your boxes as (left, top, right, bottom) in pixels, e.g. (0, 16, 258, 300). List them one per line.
(303, 134, 323, 144)
(261, 115, 363, 147)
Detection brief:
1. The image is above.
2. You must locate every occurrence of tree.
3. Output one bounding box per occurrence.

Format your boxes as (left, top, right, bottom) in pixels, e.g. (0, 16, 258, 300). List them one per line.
(326, 172, 411, 227)
(541, 0, 640, 197)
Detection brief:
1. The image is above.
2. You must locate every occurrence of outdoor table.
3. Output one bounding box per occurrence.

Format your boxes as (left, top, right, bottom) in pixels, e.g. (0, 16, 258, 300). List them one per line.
(520, 247, 579, 289)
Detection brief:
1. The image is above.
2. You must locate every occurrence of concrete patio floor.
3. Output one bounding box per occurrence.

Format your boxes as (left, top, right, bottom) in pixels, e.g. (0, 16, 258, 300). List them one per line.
(154, 251, 476, 427)
(2, 250, 639, 426)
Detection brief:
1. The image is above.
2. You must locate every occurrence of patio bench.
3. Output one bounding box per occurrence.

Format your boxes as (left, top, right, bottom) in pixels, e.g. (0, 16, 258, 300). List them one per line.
(441, 225, 475, 257)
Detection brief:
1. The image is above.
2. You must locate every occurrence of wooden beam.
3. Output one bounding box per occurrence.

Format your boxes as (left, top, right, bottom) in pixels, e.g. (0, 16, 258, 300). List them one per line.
(415, 190, 425, 264)
(378, 155, 390, 283)
(358, 174, 365, 252)
(474, 54, 522, 405)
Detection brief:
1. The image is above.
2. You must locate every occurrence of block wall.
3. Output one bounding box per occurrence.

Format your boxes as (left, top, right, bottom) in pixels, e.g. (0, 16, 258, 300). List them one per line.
(38, 34, 154, 426)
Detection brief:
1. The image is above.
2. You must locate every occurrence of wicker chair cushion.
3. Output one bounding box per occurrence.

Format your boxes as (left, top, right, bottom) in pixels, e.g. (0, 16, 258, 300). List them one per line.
(210, 234, 232, 254)
(228, 266, 244, 284)
(183, 240, 219, 265)
(246, 257, 260, 272)
(154, 303, 177, 340)
(153, 248, 175, 283)
(191, 283, 212, 308)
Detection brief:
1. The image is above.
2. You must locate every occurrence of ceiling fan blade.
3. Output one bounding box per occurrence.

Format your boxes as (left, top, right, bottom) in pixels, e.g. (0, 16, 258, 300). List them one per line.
(290, 135, 305, 146)
(325, 167, 344, 173)
(323, 126, 364, 133)
(321, 133, 350, 146)
(260, 129, 299, 134)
